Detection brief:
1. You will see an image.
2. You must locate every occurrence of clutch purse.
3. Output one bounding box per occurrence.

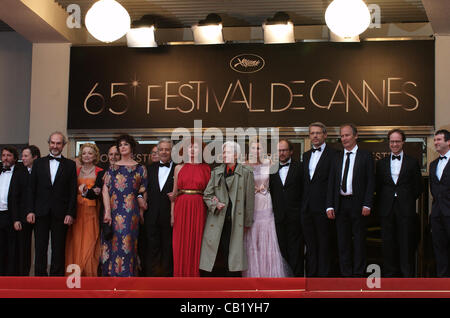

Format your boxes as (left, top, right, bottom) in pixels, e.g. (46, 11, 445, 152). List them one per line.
(101, 221, 113, 241)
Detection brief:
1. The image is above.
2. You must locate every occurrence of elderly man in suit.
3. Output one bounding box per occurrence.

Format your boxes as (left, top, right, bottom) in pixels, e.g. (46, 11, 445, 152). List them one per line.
(0, 146, 28, 275)
(301, 122, 337, 277)
(145, 138, 176, 277)
(429, 129, 450, 277)
(327, 124, 375, 277)
(376, 129, 422, 277)
(200, 141, 254, 277)
(27, 132, 77, 276)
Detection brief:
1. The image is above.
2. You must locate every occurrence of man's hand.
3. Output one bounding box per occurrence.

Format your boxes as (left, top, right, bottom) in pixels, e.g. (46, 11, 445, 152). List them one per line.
(26, 213, 35, 224)
(14, 221, 22, 231)
(362, 207, 371, 216)
(326, 209, 335, 220)
(64, 215, 74, 226)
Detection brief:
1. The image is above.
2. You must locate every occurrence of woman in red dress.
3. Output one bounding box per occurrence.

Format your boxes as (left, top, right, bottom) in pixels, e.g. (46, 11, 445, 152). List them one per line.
(171, 139, 210, 277)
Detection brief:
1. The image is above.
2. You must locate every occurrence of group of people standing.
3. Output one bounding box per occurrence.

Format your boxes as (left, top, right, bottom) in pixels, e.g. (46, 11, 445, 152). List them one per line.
(0, 124, 448, 278)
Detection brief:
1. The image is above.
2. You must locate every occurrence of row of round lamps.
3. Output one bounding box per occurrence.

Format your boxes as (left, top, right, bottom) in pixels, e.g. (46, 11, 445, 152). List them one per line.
(85, 0, 372, 45)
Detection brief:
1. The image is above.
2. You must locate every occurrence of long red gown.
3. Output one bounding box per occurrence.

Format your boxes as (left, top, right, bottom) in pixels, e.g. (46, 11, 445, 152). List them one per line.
(172, 163, 211, 277)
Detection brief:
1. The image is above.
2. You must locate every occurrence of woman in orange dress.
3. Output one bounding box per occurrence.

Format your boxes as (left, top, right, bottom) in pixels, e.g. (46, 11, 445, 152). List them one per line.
(65, 143, 103, 276)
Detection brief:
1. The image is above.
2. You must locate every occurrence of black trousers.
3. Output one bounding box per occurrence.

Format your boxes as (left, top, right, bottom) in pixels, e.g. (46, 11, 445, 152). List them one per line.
(336, 196, 367, 277)
(15, 222, 33, 276)
(431, 208, 450, 277)
(201, 205, 241, 277)
(381, 198, 416, 277)
(34, 213, 68, 276)
(285, 215, 304, 277)
(145, 211, 173, 277)
(301, 206, 332, 277)
(0, 212, 16, 275)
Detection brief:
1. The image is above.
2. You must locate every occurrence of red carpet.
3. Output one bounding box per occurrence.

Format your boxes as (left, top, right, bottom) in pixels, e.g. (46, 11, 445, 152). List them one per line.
(0, 277, 449, 298)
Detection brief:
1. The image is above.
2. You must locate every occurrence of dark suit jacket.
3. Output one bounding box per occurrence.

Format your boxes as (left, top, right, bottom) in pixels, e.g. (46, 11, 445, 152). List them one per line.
(376, 154, 423, 217)
(301, 144, 338, 214)
(327, 147, 375, 213)
(0, 163, 28, 223)
(27, 155, 78, 219)
(430, 157, 450, 217)
(269, 159, 303, 224)
(145, 162, 176, 224)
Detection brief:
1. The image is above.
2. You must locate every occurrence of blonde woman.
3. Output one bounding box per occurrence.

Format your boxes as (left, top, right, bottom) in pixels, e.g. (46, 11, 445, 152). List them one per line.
(65, 143, 103, 276)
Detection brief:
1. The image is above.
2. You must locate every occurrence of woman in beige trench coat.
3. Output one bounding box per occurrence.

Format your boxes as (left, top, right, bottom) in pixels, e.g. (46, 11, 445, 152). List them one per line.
(200, 141, 255, 276)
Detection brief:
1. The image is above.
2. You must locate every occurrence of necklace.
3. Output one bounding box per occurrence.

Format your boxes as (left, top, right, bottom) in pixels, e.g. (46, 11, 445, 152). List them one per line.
(81, 166, 95, 175)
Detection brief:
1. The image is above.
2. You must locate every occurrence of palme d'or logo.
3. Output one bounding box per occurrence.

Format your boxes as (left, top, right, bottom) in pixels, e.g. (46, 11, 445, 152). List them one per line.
(230, 54, 265, 73)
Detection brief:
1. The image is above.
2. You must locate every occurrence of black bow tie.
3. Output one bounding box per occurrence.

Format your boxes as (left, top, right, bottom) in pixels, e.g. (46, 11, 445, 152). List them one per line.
(439, 156, 447, 160)
(312, 147, 321, 153)
(159, 162, 171, 168)
(279, 163, 290, 169)
(1, 167, 11, 173)
(49, 156, 61, 162)
(392, 155, 401, 161)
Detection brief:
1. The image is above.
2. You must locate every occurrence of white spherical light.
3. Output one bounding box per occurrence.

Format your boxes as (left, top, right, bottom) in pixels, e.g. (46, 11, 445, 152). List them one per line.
(325, 0, 371, 38)
(85, 0, 131, 43)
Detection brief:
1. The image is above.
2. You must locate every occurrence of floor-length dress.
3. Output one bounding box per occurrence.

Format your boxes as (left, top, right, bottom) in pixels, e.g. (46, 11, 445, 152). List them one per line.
(172, 163, 211, 277)
(65, 170, 102, 276)
(100, 164, 147, 277)
(244, 163, 290, 277)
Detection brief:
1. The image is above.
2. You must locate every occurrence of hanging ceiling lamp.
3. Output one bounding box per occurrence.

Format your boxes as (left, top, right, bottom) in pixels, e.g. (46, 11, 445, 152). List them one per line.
(325, 0, 371, 39)
(85, 0, 131, 43)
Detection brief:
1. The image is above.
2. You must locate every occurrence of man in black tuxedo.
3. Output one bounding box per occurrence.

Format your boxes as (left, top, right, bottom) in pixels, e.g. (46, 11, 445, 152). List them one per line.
(301, 122, 337, 277)
(145, 138, 176, 276)
(13, 145, 40, 276)
(269, 139, 304, 277)
(27, 132, 77, 276)
(429, 129, 450, 277)
(376, 129, 422, 277)
(0, 146, 28, 275)
(327, 124, 375, 277)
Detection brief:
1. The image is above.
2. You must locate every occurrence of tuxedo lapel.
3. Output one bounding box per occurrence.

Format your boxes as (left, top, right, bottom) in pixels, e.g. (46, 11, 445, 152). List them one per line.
(397, 155, 408, 183)
(54, 157, 65, 185)
(336, 151, 344, 183)
(311, 146, 329, 182)
(442, 159, 450, 182)
(284, 161, 296, 187)
(44, 157, 52, 186)
(303, 151, 312, 181)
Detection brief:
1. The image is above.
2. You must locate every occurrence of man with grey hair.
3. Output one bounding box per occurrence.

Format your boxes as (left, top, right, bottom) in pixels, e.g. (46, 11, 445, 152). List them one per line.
(200, 141, 254, 276)
(27, 131, 77, 276)
(144, 138, 176, 276)
(301, 122, 337, 277)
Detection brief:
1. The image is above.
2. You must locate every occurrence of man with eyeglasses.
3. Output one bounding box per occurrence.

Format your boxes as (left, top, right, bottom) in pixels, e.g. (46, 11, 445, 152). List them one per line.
(375, 129, 422, 277)
(429, 129, 450, 277)
(269, 139, 304, 277)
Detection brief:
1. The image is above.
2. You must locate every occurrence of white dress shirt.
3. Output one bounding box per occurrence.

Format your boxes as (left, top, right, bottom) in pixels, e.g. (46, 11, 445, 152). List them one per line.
(0, 165, 14, 211)
(49, 155, 61, 185)
(309, 143, 326, 180)
(158, 161, 173, 191)
(390, 151, 403, 185)
(279, 158, 291, 186)
(436, 150, 450, 181)
(340, 145, 358, 196)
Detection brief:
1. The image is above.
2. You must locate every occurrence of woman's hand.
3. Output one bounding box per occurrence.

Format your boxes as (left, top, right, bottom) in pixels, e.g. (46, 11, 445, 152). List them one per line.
(104, 210, 112, 226)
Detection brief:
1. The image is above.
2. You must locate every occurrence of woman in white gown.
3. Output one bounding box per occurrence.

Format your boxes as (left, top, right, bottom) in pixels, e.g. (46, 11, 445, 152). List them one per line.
(243, 139, 291, 277)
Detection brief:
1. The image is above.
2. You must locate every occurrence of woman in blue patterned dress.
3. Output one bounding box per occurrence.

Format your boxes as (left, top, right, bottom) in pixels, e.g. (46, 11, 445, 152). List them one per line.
(101, 134, 148, 277)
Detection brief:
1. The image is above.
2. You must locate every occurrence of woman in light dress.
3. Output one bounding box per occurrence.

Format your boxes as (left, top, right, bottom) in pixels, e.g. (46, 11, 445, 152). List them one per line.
(243, 139, 291, 277)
